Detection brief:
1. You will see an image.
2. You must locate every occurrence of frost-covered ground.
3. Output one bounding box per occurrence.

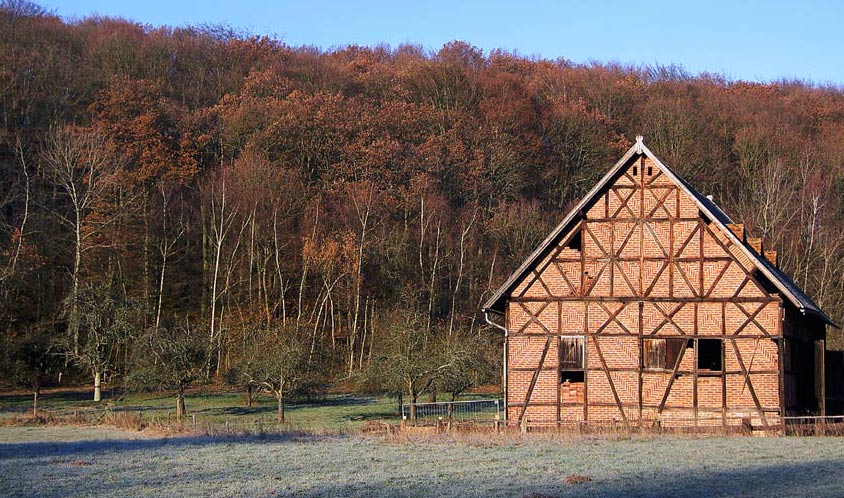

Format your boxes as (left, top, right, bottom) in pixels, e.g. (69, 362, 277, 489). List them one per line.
(2, 426, 843, 497)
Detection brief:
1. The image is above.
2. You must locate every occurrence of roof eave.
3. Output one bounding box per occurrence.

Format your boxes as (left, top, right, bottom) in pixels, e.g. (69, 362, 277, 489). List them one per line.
(800, 307, 840, 329)
(638, 142, 839, 328)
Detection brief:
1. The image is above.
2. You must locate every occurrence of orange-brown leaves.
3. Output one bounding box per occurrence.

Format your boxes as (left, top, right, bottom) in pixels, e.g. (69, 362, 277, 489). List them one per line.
(90, 78, 199, 188)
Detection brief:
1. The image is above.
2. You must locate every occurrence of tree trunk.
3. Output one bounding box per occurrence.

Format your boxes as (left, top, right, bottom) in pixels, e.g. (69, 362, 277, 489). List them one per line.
(207, 232, 222, 379)
(396, 393, 403, 416)
(154, 185, 170, 337)
(93, 370, 101, 402)
(154, 255, 166, 336)
(272, 207, 287, 325)
(70, 214, 82, 356)
(207, 180, 228, 380)
(409, 392, 418, 421)
(277, 392, 285, 424)
(349, 196, 369, 377)
(176, 388, 186, 421)
(142, 195, 150, 322)
(426, 224, 441, 337)
(32, 383, 39, 416)
(449, 214, 474, 336)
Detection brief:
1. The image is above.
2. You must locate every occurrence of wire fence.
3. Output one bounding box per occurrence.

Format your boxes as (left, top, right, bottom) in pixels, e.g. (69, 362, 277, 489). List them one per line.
(401, 399, 501, 424)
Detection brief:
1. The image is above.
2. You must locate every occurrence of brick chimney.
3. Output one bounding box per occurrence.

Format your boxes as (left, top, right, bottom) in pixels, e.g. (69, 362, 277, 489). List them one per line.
(733, 225, 778, 267)
(763, 247, 778, 267)
(726, 223, 745, 241)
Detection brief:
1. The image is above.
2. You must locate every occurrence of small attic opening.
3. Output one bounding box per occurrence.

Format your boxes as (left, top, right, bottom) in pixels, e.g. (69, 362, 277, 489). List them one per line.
(566, 231, 582, 251)
(751, 269, 779, 295)
(632, 165, 638, 176)
(647, 165, 653, 176)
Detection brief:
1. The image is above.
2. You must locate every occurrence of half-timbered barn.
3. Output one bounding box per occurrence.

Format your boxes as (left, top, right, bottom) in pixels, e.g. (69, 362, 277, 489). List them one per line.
(482, 136, 839, 430)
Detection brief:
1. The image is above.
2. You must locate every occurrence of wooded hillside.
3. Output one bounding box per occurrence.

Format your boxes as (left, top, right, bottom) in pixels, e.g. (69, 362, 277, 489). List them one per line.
(2, 2, 843, 407)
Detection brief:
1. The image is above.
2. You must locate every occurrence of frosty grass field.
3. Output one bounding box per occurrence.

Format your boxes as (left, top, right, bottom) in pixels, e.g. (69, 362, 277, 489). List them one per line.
(2, 426, 844, 497)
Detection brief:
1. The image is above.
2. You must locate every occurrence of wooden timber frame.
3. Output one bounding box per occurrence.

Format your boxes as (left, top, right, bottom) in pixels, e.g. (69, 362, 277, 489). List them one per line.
(483, 136, 838, 430)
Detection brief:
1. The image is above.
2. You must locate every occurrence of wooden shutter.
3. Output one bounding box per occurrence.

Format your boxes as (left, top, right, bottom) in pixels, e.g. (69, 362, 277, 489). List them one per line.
(560, 336, 584, 370)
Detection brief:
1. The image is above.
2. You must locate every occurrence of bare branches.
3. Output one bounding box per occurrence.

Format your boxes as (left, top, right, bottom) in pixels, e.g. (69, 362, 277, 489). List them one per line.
(41, 126, 125, 355)
(0, 136, 30, 285)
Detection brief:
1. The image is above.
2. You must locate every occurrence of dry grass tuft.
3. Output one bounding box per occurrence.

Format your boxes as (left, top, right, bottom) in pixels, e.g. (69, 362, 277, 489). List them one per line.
(108, 412, 147, 431)
(564, 474, 592, 485)
(3, 414, 56, 426)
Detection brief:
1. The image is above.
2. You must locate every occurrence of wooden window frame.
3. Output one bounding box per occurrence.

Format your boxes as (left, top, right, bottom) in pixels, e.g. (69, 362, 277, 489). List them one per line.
(559, 335, 585, 372)
(644, 337, 687, 372)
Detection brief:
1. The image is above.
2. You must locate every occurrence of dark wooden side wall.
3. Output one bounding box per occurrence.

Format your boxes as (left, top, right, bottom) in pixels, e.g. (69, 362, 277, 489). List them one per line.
(783, 308, 828, 415)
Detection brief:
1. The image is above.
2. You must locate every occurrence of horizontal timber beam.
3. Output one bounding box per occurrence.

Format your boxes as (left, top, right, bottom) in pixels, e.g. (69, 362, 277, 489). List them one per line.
(584, 217, 700, 223)
(509, 296, 780, 303)
(513, 332, 781, 339)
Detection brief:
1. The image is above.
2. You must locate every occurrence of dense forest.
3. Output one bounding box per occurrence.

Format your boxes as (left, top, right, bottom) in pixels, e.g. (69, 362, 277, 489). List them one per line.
(2, 1, 844, 416)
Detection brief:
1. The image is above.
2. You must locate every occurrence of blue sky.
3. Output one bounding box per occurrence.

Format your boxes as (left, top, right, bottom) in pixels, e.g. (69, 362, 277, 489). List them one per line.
(41, 1, 844, 84)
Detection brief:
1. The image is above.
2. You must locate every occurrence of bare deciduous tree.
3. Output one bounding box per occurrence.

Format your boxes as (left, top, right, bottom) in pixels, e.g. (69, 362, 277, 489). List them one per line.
(42, 126, 123, 355)
(66, 281, 135, 401)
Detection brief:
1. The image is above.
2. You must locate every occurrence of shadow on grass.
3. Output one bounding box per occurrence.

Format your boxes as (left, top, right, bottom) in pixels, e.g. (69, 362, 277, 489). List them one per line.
(209, 394, 381, 415)
(0, 390, 98, 407)
(343, 410, 398, 422)
(0, 433, 323, 460)
(297, 458, 844, 498)
(217, 406, 273, 416)
(290, 394, 378, 408)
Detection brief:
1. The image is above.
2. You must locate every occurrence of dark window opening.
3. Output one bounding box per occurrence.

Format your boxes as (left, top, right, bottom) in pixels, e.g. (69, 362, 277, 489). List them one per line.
(560, 336, 584, 370)
(632, 165, 638, 176)
(644, 338, 687, 370)
(567, 231, 582, 251)
(752, 269, 778, 294)
(697, 338, 722, 372)
(647, 166, 653, 176)
(560, 370, 584, 383)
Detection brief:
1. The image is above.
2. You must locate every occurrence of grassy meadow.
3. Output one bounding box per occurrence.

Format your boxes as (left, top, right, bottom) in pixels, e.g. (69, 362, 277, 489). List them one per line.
(0, 388, 408, 432)
(3, 426, 844, 497)
(3, 389, 844, 497)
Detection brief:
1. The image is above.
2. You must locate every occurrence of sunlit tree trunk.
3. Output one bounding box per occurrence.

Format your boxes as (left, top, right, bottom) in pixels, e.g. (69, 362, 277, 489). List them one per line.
(276, 391, 285, 424)
(93, 370, 101, 402)
(32, 382, 40, 417)
(448, 213, 475, 336)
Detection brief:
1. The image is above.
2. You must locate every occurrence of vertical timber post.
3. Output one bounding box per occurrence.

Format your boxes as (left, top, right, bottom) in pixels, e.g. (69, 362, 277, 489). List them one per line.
(638, 301, 644, 424)
(721, 301, 727, 431)
(557, 304, 562, 424)
(778, 304, 786, 434)
(583, 302, 589, 423)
